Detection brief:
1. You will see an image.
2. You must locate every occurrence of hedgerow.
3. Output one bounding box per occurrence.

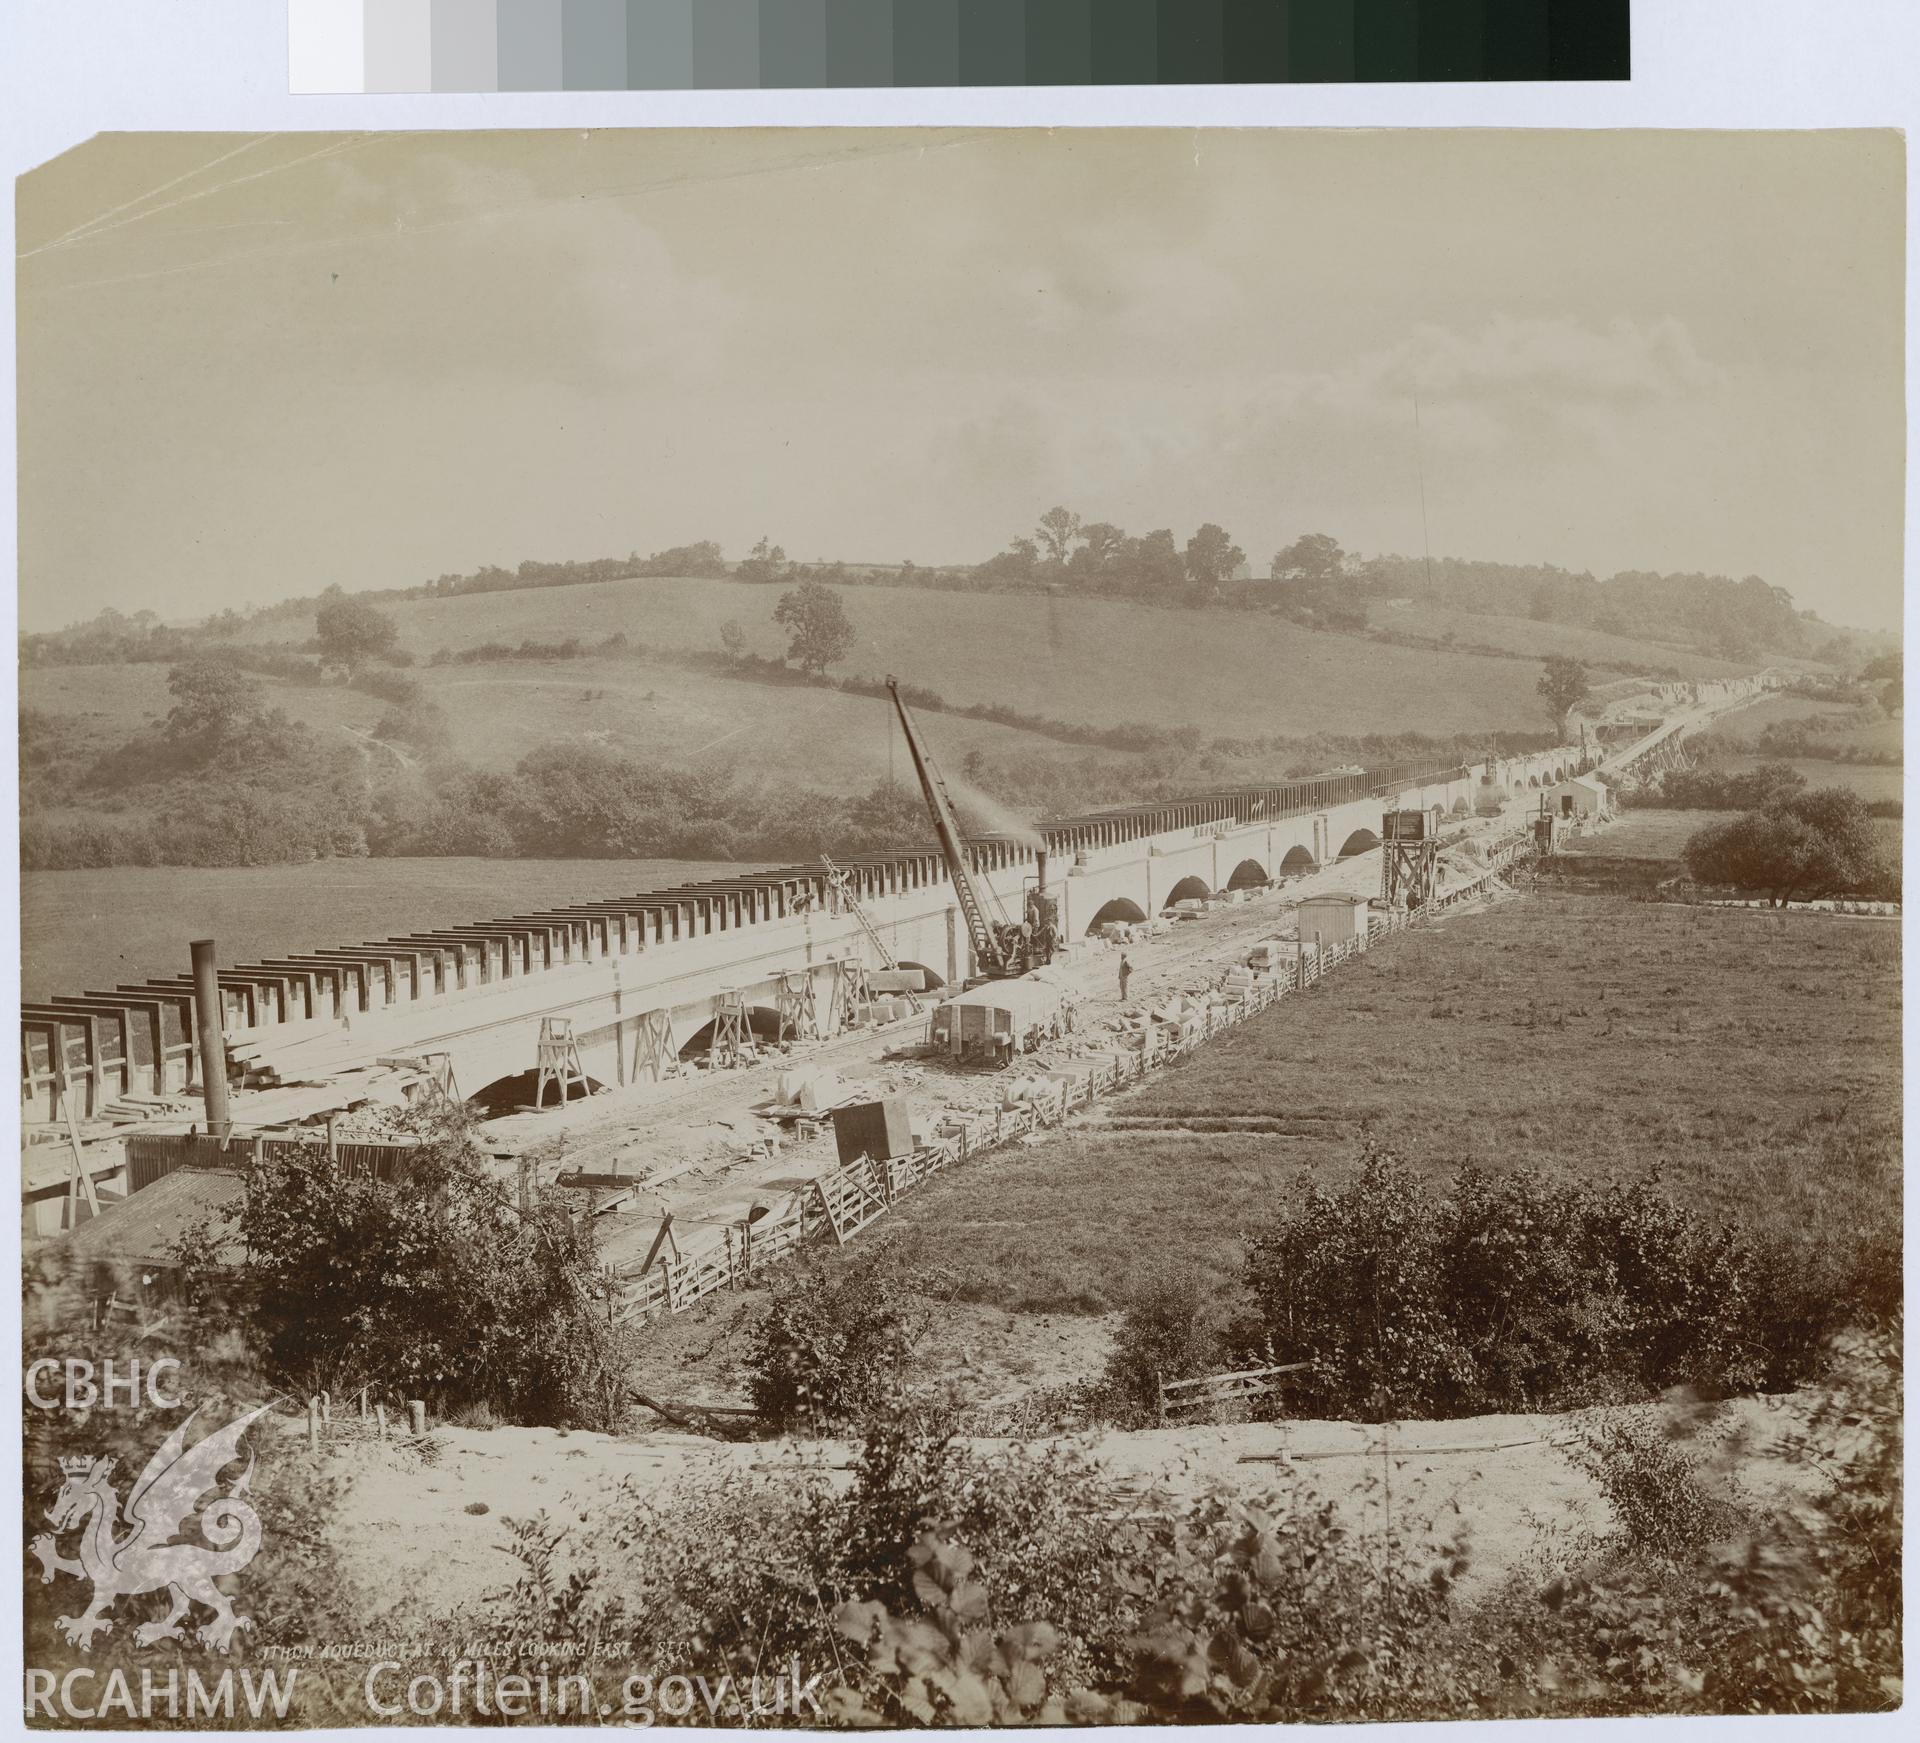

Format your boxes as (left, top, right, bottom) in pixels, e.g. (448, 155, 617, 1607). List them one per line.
(1236, 1144, 1872, 1419)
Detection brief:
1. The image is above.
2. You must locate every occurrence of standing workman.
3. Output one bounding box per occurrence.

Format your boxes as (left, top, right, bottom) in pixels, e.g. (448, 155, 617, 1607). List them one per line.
(1117, 952, 1133, 1001)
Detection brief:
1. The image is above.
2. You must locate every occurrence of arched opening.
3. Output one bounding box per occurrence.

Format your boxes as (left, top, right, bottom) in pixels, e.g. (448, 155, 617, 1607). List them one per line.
(896, 959, 946, 992)
(1086, 897, 1148, 936)
(1162, 875, 1212, 911)
(677, 1005, 783, 1061)
(467, 1067, 607, 1119)
(1279, 844, 1317, 874)
(1227, 858, 1268, 891)
(1527, 775, 1539, 788)
(1336, 829, 1379, 860)
(1451, 795, 1471, 816)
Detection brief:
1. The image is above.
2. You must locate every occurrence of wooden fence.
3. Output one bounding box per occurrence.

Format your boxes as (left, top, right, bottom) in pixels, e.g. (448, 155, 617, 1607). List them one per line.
(615, 851, 1528, 1324)
(1157, 1362, 1312, 1424)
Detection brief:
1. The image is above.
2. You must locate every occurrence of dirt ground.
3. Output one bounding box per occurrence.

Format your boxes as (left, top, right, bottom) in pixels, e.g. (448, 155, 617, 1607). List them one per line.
(315, 1385, 1833, 1631)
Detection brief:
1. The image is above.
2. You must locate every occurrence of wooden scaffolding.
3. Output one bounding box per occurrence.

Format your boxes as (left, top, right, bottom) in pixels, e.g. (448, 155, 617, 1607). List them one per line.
(534, 1016, 591, 1108)
(774, 970, 820, 1045)
(707, 991, 755, 1070)
(1380, 809, 1438, 909)
(629, 1009, 681, 1084)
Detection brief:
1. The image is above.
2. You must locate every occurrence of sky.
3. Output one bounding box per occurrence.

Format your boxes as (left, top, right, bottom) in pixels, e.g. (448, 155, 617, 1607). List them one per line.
(15, 127, 1906, 634)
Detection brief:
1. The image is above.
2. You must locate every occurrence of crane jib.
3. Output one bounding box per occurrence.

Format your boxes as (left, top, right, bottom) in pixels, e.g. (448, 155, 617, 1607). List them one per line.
(886, 677, 1010, 975)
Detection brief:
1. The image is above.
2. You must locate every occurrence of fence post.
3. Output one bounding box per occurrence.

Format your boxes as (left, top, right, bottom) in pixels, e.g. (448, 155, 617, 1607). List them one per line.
(375, 1403, 387, 1443)
(407, 1399, 426, 1438)
(1154, 1371, 1166, 1428)
(307, 1397, 321, 1455)
(319, 1390, 331, 1425)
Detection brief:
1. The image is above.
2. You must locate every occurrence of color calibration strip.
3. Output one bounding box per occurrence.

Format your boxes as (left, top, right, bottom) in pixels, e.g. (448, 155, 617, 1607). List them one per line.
(291, 2, 1629, 92)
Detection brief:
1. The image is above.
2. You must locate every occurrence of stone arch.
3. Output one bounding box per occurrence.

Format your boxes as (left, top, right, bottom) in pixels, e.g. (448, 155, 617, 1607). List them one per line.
(1279, 844, 1317, 873)
(1226, 858, 1269, 891)
(1527, 774, 1539, 788)
(1162, 875, 1212, 910)
(677, 1005, 782, 1061)
(896, 959, 946, 991)
(1336, 828, 1380, 859)
(467, 1066, 606, 1118)
(1086, 897, 1147, 935)
(1451, 795, 1471, 815)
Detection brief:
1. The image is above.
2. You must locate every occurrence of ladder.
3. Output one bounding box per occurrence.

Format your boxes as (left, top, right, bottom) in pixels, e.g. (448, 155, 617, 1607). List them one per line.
(820, 855, 923, 1012)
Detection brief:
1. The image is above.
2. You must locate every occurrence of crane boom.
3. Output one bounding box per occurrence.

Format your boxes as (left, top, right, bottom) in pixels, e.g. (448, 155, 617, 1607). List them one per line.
(886, 677, 1007, 974)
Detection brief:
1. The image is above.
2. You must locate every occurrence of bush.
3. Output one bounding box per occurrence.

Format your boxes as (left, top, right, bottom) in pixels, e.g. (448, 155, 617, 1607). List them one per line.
(444, 1336, 1902, 1724)
(1563, 1405, 1751, 1560)
(22, 1262, 362, 1718)
(746, 1261, 929, 1433)
(1097, 1267, 1230, 1425)
(350, 668, 421, 706)
(1237, 1144, 1836, 1419)
(182, 1108, 635, 1428)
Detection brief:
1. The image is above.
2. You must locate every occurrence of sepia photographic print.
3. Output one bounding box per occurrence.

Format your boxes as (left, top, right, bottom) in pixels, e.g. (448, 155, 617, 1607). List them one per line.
(13, 126, 1904, 1727)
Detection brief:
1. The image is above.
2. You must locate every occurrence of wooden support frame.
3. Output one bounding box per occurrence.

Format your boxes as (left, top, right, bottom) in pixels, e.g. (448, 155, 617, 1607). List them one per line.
(707, 991, 754, 1070)
(774, 970, 819, 1045)
(629, 1009, 681, 1083)
(533, 1017, 591, 1109)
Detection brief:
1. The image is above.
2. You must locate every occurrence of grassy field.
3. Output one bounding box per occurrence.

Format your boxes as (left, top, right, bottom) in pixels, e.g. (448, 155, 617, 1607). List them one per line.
(20, 857, 759, 1003)
(1718, 755, 1904, 804)
(1556, 810, 1735, 859)
(1370, 599, 1739, 678)
(232, 574, 1699, 738)
(878, 895, 1901, 1314)
(19, 653, 1059, 785)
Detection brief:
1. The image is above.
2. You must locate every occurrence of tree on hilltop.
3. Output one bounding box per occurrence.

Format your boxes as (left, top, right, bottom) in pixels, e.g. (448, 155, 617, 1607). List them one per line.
(1269, 533, 1347, 587)
(1184, 523, 1246, 593)
(736, 537, 789, 584)
(1036, 506, 1082, 569)
(773, 580, 856, 676)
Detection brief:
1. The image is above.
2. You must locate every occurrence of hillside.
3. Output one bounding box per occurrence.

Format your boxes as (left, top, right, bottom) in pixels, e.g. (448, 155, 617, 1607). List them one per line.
(235, 574, 1737, 740)
(20, 653, 1055, 787)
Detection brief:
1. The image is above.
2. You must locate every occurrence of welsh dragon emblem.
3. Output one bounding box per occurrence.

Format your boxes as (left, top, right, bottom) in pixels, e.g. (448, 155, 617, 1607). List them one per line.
(29, 1403, 270, 1653)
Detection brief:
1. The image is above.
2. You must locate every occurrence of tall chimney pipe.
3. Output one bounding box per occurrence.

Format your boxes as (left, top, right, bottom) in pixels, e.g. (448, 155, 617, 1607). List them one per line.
(1035, 848, 1048, 893)
(190, 938, 232, 1138)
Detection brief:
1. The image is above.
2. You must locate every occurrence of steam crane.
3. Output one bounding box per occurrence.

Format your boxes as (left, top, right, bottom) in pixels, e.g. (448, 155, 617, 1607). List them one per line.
(885, 677, 1059, 982)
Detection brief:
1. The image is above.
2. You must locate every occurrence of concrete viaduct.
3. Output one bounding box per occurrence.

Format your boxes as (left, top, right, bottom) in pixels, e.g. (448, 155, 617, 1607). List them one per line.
(22, 745, 1588, 1126)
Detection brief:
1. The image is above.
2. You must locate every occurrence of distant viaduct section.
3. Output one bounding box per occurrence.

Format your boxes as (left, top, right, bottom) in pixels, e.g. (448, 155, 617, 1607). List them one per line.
(23, 746, 1595, 1125)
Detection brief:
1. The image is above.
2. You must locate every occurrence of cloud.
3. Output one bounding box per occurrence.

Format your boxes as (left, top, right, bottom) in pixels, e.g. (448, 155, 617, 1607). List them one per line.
(1266, 314, 1722, 447)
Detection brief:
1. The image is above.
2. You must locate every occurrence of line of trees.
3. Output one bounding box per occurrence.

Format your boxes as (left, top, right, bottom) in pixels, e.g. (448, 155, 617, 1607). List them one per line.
(25, 515, 1873, 675)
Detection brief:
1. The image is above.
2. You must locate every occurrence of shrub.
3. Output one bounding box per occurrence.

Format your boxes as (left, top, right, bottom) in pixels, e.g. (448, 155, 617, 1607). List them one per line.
(183, 1108, 634, 1428)
(350, 668, 421, 706)
(1563, 1404, 1751, 1560)
(22, 1262, 361, 1718)
(1238, 1144, 1833, 1419)
(446, 1345, 1902, 1724)
(746, 1261, 929, 1433)
(1098, 1267, 1230, 1425)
